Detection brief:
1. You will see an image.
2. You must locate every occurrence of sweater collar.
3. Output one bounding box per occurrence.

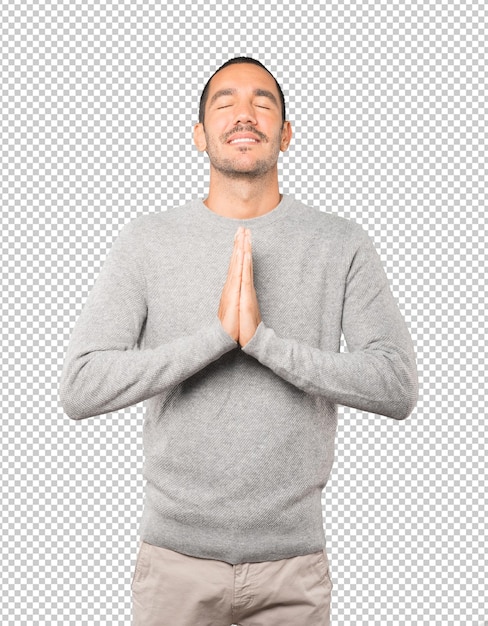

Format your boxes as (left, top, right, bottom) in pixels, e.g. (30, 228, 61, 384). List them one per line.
(190, 194, 294, 231)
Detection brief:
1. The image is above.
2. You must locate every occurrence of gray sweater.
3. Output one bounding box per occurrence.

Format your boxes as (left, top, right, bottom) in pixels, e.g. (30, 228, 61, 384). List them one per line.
(59, 194, 418, 564)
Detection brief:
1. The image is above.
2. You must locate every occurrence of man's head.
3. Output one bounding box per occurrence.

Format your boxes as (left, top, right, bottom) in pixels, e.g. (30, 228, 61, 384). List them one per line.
(198, 57, 286, 127)
(193, 58, 292, 181)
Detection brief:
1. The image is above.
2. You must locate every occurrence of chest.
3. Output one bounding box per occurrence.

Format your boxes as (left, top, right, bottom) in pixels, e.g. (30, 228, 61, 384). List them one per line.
(141, 234, 347, 347)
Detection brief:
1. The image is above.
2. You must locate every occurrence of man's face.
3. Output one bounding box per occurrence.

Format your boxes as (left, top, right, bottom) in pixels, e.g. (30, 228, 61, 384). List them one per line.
(194, 64, 292, 180)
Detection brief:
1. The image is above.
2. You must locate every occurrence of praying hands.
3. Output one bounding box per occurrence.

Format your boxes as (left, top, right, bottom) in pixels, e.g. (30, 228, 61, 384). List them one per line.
(218, 226, 262, 347)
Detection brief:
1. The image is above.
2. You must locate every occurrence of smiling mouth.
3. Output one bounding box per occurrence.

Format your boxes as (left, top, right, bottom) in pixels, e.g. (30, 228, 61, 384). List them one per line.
(228, 137, 259, 145)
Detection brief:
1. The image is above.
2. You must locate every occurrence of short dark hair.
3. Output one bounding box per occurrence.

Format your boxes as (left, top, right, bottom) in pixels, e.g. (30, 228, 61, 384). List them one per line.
(198, 57, 286, 126)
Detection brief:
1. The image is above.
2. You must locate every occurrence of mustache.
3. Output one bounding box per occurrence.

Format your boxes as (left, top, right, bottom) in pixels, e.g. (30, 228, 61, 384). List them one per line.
(221, 125, 269, 143)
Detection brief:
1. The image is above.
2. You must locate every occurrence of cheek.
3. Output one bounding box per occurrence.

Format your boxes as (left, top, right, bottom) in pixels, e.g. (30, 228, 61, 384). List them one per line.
(207, 124, 230, 144)
(207, 114, 234, 132)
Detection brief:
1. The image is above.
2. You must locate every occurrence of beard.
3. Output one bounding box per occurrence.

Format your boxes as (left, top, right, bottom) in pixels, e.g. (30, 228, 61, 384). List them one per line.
(203, 125, 282, 181)
(209, 154, 277, 180)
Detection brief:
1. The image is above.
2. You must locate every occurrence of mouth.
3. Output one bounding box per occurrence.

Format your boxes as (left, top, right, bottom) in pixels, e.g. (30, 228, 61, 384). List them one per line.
(227, 134, 261, 145)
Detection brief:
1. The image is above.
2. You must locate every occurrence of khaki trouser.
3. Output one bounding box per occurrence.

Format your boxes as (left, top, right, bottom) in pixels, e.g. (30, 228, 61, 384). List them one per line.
(131, 540, 332, 625)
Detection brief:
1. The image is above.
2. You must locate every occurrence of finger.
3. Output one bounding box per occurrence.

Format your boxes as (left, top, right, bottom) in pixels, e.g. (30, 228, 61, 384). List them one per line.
(228, 229, 243, 277)
(235, 228, 246, 257)
(244, 231, 253, 282)
(242, 250, 251, 286)
(248, 235, 253, 278)
(234, 239, 245, 289)
(237, 231, 245, 268)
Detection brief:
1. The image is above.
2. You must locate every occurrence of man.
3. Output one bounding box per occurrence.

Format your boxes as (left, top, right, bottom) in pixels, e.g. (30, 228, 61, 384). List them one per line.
(59, 57, 418, 626)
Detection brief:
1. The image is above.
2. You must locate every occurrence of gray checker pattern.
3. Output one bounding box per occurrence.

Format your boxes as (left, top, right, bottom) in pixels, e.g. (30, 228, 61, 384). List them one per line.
(1, 0, 485, 624)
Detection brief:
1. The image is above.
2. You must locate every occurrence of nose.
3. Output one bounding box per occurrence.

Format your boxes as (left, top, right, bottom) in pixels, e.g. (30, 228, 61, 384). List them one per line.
(233, 99, 257, 126)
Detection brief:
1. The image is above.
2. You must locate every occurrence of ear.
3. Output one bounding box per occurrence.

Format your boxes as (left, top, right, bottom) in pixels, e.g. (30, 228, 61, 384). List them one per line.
(280, 121, 293, 152)
(193, 123, 207, 152)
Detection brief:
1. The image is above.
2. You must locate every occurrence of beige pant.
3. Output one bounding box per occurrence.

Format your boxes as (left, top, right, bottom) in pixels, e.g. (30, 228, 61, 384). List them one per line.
(131, 540, 332, 625)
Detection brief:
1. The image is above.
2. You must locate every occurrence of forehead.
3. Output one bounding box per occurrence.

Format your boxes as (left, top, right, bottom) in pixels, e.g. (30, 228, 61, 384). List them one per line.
(208, 63, 278, 98)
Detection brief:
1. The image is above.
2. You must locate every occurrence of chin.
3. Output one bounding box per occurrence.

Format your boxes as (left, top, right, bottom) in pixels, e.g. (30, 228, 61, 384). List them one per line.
(212, 158, 276, 180)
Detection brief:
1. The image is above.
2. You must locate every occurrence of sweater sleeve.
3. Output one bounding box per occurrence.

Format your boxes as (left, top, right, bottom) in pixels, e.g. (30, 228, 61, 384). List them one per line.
(58, 221, 238, 420)
(241, 222, 418, 420)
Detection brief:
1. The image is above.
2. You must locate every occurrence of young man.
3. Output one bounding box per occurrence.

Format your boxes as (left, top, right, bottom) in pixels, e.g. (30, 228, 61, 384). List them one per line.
(59, 57, 418, 626)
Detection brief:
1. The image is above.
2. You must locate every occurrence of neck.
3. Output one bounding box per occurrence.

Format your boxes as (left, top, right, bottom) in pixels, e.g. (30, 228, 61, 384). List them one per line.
(204, 168, 282, 219)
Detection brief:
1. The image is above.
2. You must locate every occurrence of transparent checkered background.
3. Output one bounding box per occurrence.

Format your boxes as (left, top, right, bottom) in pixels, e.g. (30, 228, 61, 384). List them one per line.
(1, 0, 485, 624)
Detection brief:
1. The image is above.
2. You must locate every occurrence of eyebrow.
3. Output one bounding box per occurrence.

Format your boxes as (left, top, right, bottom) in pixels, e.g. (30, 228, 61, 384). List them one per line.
(210, 88, 278, 107)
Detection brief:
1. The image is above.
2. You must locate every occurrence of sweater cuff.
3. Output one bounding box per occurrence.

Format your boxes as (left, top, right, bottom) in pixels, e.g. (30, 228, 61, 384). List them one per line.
(240, 320, 271, 358)
(213, 315, 240, 350)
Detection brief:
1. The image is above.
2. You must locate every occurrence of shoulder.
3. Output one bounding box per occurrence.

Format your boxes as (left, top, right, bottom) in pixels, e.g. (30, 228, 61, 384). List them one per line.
(116, 201, 193, 243)
(285, 195, 368, 245)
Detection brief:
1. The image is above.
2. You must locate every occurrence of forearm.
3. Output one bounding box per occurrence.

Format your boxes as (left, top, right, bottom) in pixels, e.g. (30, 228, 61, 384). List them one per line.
(59, 316, 237, 420)
(242, 322, 418, 420)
